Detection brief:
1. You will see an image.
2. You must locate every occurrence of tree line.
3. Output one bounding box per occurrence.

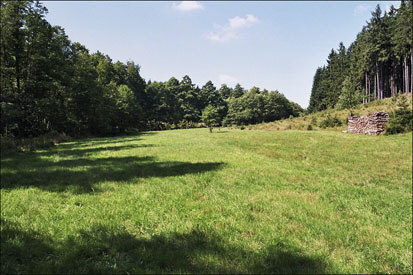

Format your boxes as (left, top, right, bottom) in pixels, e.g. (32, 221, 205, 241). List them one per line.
(1, 0, 302, 138)
(308, 1, 412, 113)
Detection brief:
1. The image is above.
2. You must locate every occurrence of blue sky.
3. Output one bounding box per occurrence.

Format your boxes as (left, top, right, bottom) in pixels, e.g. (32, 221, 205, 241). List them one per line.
(44, 1, 400, 108)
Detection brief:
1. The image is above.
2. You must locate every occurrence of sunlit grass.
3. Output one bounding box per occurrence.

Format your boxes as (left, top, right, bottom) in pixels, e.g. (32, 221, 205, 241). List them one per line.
(252, 94, 413, 131)
(1, 129, 412, 273)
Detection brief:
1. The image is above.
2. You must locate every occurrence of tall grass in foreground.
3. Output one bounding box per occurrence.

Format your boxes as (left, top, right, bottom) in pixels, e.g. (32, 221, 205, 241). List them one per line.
(1, 129, 412, 273)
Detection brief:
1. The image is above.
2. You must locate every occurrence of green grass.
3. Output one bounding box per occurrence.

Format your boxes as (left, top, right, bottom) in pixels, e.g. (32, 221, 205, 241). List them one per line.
(1, 129, 412, 274)
(252, 94, 413, 131)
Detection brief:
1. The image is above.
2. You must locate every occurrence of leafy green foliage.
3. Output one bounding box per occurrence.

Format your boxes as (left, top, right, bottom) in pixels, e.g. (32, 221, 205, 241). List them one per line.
(336, 76, 362, 110)
(319, 115, 343, 128)
(385, 94, 413, 135)
(0, 1, 302, 138)
(311, 116, 318, 125)
(224, 89, 303, 126)
(308, 2, 413, 113)
(202, 105, 221, 132)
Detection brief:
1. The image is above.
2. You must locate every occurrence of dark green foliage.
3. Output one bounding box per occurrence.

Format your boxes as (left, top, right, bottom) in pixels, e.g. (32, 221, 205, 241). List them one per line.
(202, 105, 221, 132)
(319, 115, 342, 128)
(231, 83, 245, 98)
(1, 131, 71, 156)
(307, 124, 313, 131)
(0, 1, 302, 139)
(385, 95, 413, 134)
(310, 116, 318, 125)
(224, 89, 303, 126)
(308, 1, 413, 113)
(336, 76, 362, 110)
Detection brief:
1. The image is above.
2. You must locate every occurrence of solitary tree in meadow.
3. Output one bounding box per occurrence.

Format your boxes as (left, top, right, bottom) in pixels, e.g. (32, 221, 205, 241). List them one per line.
(201, 105, 220, 133)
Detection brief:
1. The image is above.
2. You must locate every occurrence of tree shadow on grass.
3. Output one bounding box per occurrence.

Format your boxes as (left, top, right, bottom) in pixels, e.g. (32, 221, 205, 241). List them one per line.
(68, 132, 156, 147)
(1, 219, 329, 274)
(1, 156, 224, 193)
(41, 144, 156, 157)
(1, 133, 225, 193)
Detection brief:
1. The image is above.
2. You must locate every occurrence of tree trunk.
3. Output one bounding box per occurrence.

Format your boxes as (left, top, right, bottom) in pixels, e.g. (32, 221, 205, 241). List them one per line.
(374, 72, 377, 100)
(378, 66, 382, 100)
(15, 44, 21, 94)
(368, 75, 371, 102)
(376, 61, 379, 100)
(410, 50, 413, 93)
(405, 56, 409, 94)
(364, 72, 368, 104)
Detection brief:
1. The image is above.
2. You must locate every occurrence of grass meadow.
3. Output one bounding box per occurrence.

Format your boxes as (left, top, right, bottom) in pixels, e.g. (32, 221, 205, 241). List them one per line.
(1, 128, 412, 273)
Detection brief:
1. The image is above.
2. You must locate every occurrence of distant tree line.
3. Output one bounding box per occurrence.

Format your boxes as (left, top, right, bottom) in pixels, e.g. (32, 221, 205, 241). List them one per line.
(1, 0, 302, 138)
(308, 1, 412, 113)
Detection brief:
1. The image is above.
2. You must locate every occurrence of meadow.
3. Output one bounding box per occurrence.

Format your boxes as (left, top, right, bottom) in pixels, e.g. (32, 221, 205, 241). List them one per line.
(1, 128, 412, 274)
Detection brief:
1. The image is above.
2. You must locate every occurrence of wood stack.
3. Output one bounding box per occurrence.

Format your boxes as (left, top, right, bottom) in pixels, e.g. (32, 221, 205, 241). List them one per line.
(347, 112, 389, 135)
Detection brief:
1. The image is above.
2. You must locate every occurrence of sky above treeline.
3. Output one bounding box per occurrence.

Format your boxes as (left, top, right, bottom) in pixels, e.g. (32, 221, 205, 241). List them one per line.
(44, 1, 400, 108)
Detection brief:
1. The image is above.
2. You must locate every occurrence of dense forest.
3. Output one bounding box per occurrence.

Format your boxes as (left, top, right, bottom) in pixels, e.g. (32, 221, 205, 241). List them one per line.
(308, 1, 412, 113)
(0, 0, 302, 138)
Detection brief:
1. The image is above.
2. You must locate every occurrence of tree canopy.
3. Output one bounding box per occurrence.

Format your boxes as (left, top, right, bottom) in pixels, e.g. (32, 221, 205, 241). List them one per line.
(0, 0, 302, 138)
(308, 1, 412, 113)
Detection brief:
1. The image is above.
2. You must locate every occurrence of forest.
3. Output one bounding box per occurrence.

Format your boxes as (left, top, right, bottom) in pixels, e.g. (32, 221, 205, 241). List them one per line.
(308, 1, 412, 113)
(1, 0, 302, 138)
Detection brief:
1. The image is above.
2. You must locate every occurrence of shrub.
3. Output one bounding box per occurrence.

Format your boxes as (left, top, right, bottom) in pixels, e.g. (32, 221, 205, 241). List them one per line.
(307, 124, 313, 131)
(311, 116, 318, 125)
(1, 131, 71, 156)
(385, 95, 413, 135)
(319, 115, 342, 128)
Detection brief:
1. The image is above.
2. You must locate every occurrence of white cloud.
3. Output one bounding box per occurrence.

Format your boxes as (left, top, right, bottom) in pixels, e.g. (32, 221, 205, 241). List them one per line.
(354, 4, 371, 16)
(173, 1, 204, 12)
(228, 14, 258, 29)
(219, 74, 238, 87)
(205, 14, 259, 42)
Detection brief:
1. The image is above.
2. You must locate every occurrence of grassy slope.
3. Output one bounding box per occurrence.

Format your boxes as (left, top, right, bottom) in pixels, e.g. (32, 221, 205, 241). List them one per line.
(1, 128, 412, 274)
(252, 94, 413, 131)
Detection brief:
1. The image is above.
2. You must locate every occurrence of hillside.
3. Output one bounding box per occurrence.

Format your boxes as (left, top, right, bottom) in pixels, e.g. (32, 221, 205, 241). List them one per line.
(252, 95, 412, 132)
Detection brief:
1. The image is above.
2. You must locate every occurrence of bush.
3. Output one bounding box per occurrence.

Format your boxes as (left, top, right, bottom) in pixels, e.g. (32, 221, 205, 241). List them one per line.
(177, 120, 187, 129)
(385, 122, 406, 135)
(310, 116, 318, 125)
(319, 115, 342, 128)
(385, 95, 413, 135)
(307, 124, 313, 131)
(1, 131, 71, 156)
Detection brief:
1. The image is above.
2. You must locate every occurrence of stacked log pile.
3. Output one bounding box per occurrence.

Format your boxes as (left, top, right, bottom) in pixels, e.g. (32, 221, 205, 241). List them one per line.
(347, 112, 389, 135)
